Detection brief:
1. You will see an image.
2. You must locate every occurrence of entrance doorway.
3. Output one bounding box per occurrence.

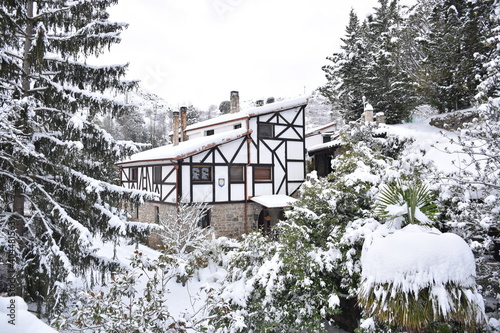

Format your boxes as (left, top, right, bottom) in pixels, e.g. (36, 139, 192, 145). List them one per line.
(257, 208, 285, 238)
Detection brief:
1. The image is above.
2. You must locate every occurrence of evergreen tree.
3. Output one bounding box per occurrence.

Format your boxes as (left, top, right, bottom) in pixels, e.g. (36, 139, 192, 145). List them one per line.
(476, 0, 500, 101)
(417, 0, 488, 112)
(321, 9, 367, 121)
(363, 0, 419, 123)
(0, 0, 150, 314)
(218, 100, 230, 114)
(321, 1, 419, 124)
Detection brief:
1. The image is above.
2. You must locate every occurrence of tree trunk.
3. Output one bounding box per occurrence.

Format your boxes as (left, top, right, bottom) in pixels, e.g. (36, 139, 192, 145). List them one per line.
(12, 1, 34, 297)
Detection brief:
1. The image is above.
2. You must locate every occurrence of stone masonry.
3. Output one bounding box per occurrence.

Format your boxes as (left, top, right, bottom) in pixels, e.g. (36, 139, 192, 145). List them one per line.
(133, 201, 261, 241)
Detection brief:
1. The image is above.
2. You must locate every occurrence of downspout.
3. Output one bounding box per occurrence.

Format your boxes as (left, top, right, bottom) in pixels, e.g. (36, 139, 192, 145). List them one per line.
(244, 117, 251, 234)
(176, 162, 181, 212)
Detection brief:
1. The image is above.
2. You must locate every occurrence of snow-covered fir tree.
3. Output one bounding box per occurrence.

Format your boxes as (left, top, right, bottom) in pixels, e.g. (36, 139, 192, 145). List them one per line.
(416, 0, 489, 112)
(0, 0, 151, 314)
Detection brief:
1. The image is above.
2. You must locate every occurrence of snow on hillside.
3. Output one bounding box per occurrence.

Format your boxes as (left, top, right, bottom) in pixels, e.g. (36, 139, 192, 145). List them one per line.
(383, 117, 464, 174)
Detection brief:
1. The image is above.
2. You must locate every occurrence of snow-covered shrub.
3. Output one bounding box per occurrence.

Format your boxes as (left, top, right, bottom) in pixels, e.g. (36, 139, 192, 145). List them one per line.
(157, 201, 213, 255)
(375, 179, 438, 228)
(55, 250, 188, 332)
(155, 201, 214, 285)
(358, 225, 486, 333)
(435, 101, 500, 329)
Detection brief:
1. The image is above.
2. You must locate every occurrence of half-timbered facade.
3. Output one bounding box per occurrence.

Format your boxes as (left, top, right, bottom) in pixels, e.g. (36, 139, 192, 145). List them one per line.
(117, 96, 308, 238)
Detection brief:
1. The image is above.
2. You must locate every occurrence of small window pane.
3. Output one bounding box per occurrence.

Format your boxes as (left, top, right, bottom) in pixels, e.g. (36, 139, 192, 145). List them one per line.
(192, 168, 201, 181)
(192, 166, 212, 182)
(230, 166, 244, 182)
(201, 167, 211, 181)
(130, 168, 138, 181)
(259, 123, 273, 138)
(198, 209, 210, 228)
(255, 166, 272, 181)
(153, 166, 162, 183)
(206, 129, 214, 136)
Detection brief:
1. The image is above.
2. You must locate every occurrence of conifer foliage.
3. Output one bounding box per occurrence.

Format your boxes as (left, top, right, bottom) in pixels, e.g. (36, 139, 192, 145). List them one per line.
(321, 0, 495, 122)
(0, 0, 149, 313)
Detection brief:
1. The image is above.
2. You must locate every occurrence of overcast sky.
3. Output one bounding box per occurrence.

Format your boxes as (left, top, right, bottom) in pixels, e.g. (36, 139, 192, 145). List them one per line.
(96, 0, 414, 109)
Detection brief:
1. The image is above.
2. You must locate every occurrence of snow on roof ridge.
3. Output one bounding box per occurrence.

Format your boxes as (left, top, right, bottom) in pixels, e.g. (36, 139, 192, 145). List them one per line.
(118, 128, 251, 165)
(186, 95, 309, 132)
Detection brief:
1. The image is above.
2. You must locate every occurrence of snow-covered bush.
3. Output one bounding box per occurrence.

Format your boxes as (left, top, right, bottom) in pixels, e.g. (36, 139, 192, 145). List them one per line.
(435, 101, 500, 329)
(375, 179, 438, 228)
(55, 250, 187, 332)
(358, 225, 486, 333)
(154, 201, 214, 285)
(157, 201, 213, 256)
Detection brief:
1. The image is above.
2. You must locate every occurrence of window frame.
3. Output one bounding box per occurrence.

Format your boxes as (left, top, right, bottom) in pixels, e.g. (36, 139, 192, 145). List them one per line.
(229, 165, 245, 183)
(153, 165, 162, 184)
(259, 123, 274, 139)
(191, 165, 213, 183)
(254, 166, 272, 181)
(130, 167, 138, 182)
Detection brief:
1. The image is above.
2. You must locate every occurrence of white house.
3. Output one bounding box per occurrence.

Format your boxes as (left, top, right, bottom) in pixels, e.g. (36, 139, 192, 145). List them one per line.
(117, 92, 308, 238)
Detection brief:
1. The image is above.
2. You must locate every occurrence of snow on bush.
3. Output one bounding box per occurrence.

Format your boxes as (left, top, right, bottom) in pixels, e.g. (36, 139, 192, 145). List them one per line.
(359, 225, 486, 332)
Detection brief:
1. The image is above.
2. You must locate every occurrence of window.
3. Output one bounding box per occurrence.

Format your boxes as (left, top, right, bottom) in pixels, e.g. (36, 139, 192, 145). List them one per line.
(322, 135, 332, 143)
(153, 166, 162, 183)
(229, 166, 245, 182)
(205, 129, 214, 136)
(192, 166, 212, 182)
(254, 166, 272, 181)
(259, 123, 274, 138)
(234, 123, 242, 129)
(130, 167, 138, 181)
(198, 209, 211, 228)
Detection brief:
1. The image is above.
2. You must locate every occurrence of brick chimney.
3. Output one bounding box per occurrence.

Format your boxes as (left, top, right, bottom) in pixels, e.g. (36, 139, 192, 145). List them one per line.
(180, 106, 188, 141)
(230, 91, 240, 114)
(172, 110, 180, 146)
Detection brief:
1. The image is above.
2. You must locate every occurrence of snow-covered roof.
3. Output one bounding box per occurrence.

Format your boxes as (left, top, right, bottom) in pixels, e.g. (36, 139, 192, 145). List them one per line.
(186, 96, 309, 132)
(305, 121, 337, 137)
(118, 128, 251, 165)
(250, 195, 297, 208)
(307, 137, 343, 155)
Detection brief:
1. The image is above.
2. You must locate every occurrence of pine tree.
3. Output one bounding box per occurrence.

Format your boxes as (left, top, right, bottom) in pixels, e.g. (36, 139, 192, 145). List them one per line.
(321, 1, 420, 124)
(417, 0, 488, 112)
(321, 9, 367, 122)
(0, 0, 150, 314)
(363, 0, 419, 124)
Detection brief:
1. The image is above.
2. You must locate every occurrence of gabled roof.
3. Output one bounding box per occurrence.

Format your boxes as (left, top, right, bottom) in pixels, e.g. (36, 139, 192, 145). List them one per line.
(117, 128, 251, 166)
(186, 96, 309, 133)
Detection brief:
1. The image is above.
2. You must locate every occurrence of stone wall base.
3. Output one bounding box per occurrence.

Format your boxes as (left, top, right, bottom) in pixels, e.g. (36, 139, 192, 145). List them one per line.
(130, 201, 263, 242)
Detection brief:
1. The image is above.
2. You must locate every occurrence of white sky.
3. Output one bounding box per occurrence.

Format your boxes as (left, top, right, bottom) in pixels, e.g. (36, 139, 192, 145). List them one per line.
(96, 0, 414, 109)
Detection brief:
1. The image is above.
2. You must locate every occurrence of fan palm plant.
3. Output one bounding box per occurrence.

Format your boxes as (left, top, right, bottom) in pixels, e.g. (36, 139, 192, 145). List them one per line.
(375, 179, 438, 228)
